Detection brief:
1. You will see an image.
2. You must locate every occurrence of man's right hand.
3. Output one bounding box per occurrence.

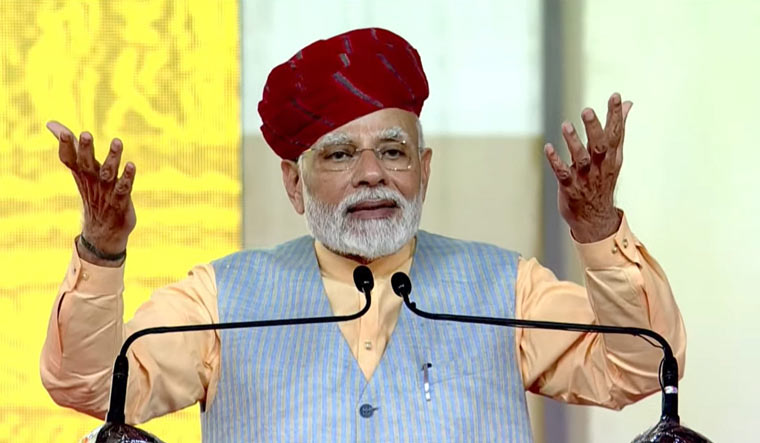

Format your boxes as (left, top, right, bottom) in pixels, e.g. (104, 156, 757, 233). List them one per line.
(47, 121, 137, 266)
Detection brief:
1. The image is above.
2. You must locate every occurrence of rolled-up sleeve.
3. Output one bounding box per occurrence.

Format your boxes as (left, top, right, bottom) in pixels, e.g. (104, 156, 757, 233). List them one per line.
(515, 214, 686, 409)
(40, 243, 220, 424)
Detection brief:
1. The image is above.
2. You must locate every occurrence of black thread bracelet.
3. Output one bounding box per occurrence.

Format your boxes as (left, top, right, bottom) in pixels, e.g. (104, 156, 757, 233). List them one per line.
(79, 234, 127, 261)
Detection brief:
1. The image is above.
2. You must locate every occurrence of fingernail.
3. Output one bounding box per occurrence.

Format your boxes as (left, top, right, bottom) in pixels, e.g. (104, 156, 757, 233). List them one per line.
(60, 132, 69, 141)
(562, 122, 574, 133)
(582, 109, 594, 121)
(613, 93, 621, 105)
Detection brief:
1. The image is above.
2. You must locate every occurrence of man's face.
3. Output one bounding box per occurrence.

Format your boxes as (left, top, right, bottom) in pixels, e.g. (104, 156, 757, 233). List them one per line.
(281, 108, 433, 260)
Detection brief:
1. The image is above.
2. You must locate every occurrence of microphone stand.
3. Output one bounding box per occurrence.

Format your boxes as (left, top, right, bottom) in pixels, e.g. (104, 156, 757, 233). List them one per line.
(87, 266, 375, 443)
(390, 272, 712, 443)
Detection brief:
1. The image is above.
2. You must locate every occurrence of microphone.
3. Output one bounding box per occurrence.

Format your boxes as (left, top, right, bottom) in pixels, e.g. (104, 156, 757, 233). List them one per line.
(88, 265, 374, 443)
(353, 264, 374, 293)
(390, 272, 711, 443)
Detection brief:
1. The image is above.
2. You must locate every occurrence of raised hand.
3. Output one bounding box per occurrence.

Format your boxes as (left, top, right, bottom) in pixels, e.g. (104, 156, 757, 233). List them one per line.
(47, 121, 136, 264)
(544, 93, 633, 243)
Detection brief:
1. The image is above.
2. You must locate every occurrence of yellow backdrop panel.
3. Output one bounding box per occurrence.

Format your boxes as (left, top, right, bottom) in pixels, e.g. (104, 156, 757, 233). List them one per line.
(0, 1, 240, 441)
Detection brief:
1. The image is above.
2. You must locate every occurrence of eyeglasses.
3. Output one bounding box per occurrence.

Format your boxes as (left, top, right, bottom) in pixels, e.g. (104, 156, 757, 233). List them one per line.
(301, 140, 416, 172)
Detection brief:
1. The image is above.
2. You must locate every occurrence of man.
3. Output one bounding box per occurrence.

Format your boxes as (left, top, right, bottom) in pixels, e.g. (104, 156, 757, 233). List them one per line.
(40, 28, 686, 442)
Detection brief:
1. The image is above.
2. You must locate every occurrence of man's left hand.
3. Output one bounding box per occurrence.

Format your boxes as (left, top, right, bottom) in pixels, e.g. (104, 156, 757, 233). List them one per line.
(544, 92, 633, 243)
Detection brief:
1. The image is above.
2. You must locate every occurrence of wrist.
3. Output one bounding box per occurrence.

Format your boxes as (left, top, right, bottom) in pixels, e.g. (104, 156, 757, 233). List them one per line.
(570, 209, 622, 243)
(80, 226, 129, 253)
(77, 234, 127, 265)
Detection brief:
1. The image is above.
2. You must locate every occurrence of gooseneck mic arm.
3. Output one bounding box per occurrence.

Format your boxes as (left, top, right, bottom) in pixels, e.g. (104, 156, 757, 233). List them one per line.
(390, 272, 680, 422)
(105, 265, 375, 425)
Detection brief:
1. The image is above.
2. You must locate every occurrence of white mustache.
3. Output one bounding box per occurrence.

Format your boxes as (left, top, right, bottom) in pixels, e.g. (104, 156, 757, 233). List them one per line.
(337, 188, 405, 215)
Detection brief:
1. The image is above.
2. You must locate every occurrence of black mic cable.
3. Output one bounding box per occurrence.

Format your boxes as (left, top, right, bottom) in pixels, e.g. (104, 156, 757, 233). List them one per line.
(105, 265, 375, 426)
(390, 271, 711, 443)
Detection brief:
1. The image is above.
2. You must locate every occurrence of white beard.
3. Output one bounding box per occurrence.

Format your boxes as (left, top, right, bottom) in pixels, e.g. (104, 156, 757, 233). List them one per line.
(302, 184, 423, 261)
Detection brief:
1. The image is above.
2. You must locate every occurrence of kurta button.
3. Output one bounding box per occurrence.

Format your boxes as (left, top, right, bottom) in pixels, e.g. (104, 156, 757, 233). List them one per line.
(359, 403, 375, 418)
(622, 238, 629, 248)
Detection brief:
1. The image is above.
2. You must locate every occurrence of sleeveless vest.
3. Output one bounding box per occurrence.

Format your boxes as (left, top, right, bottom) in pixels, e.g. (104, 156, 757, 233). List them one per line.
(201, 231, 533, 442)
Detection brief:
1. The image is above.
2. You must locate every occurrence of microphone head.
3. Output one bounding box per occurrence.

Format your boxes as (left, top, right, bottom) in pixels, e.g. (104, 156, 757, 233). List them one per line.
(391, 272, 412, 298)
(353, 265, 374, 293)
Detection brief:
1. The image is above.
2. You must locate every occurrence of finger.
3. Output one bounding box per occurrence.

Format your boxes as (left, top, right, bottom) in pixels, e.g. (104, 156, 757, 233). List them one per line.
(56, 130, 78, 169)
(561, 121, 591, 175)
(612, 101, 633, 163)
(614, 101, 634, 163)
(544, 143, 573, 186)
(48, 121, 79, 168)
(46, 120, 76, 142)
(622, 100, 633, 123)
(604, 93, 624, 148)
(76, 131, 100, 174)
(100, 138, 123, 183)
(112, 162, 136, 208)
(582, 107, 608, 162)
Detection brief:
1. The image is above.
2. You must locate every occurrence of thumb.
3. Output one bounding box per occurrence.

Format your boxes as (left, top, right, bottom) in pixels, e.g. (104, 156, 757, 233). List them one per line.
(622, 101, 633, 123)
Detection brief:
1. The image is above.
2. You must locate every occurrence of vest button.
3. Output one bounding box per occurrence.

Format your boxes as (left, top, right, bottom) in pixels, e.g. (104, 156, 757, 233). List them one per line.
(359, 403, 376, 418)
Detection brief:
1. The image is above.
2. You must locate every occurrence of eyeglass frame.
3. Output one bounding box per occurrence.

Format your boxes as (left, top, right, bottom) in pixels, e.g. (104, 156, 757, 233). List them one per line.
(298, 138, 426, 172)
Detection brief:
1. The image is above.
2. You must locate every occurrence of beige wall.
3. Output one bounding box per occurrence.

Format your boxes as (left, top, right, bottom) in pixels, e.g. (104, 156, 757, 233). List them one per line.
(562, 1, 760, 441)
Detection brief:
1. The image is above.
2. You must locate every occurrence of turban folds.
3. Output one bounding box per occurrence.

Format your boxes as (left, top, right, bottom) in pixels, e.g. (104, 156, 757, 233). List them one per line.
(258, 28, 429, 160)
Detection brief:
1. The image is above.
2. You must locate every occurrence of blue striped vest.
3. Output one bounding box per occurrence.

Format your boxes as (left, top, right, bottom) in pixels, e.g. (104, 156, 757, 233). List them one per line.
(201, 231, 533, 442)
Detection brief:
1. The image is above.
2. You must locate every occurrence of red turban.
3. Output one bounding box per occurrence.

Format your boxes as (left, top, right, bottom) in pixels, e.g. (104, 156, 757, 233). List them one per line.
(258, 28, 429, 160)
